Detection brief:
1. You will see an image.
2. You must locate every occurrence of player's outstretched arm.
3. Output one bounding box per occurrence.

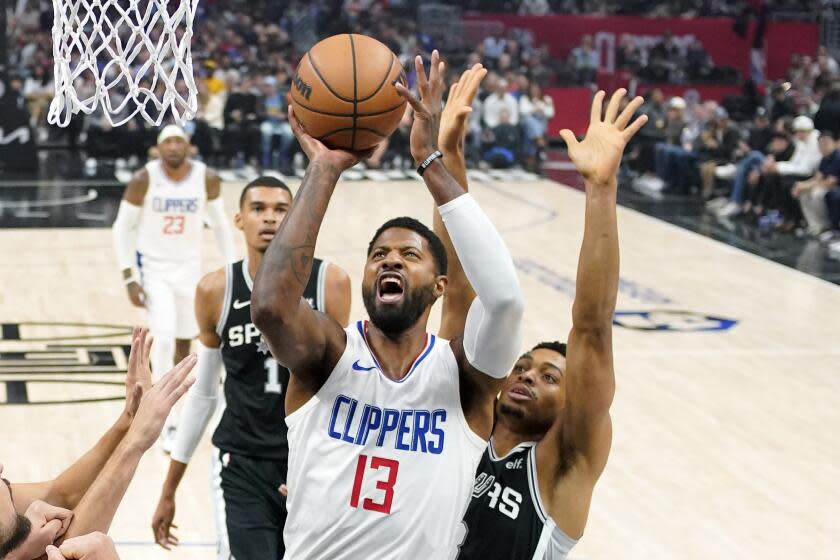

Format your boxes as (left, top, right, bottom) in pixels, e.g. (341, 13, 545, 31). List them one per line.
(397, 52, 524, 439)
(10, 327, 158, 514)
(435, 63, 486, 341)
(59, 340, 196, 541)
(152, 270, 226, 549)
(251, 113, 370, 389)
(557, 90, 647, 476)
(205, 171, 237, 264)
(112, 170, 148, 307)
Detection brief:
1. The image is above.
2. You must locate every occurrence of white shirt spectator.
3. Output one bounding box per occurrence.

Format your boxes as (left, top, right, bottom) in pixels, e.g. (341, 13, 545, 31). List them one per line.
(519, 94, 555, 120)
(483, 36, 507, 60)
(777, 130, 822, 176)
(483, 91, 519, 128)
(571, 45, 599, 71)
(519, 0, 551, 15)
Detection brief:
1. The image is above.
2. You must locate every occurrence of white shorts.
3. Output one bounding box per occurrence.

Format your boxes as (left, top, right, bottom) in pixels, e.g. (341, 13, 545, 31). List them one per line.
(137, 253, 201, 340)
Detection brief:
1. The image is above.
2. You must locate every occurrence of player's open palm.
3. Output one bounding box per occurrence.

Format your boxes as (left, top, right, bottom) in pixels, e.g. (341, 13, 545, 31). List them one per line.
(560, 89, 648, 186)
(124, 327, 153, 419)
(439, 63, 487, 152)
(288, 106, 373, 172)
(395, 50, 446, 163)
(126, 353, 197, 451)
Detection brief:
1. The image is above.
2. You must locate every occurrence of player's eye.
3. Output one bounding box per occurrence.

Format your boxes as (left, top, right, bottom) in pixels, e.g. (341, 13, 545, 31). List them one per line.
(513, 364, 526, 373)
(543, 374, 556, 383)
(404, 250, 419, 259)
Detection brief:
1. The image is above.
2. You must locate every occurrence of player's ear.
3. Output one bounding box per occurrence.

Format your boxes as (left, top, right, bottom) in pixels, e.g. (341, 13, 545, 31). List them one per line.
(234, 212, 244, 231)
(434, 274, 448, 298)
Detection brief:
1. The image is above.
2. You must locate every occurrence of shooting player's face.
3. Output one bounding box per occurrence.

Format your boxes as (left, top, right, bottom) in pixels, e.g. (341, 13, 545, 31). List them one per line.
(235, 187, 292, 252)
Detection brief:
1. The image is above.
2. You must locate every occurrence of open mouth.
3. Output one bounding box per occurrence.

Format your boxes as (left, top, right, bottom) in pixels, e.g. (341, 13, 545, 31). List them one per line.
(377, 272, 405, 304)
(507, 383, 533, 402)
(258, 228, 276, 240)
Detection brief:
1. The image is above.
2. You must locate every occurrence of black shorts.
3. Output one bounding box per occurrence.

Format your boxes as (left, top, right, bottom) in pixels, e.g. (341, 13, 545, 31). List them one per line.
(214, 449, 287, 560)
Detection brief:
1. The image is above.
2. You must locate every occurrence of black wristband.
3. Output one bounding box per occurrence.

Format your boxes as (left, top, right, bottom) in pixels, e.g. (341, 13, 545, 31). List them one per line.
(417, 150, 443, 176)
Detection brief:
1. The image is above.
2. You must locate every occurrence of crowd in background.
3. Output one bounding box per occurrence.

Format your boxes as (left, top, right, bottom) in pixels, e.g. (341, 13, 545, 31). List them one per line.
(624, 46, 840, 248)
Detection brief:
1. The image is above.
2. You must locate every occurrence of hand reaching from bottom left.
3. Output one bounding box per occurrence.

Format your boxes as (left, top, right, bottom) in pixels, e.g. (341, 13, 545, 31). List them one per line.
(45, 532, 119, 560)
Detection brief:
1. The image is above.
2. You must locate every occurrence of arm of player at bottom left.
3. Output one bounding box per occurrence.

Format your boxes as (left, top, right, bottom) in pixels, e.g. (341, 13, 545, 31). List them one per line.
(153, 269, 226, 549)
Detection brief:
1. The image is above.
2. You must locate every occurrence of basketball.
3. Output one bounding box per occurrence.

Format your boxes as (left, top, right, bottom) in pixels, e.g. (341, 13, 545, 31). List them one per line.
(290, 34, 407, 151)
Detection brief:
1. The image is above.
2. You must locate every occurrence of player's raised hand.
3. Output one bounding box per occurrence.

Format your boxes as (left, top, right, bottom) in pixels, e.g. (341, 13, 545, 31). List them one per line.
(124, 327, 153, 419)
(8, 501, 74, 560)
(288, 106, 374, 173)
(125, 353, 197, 451)
(439, 63, 487, 153)
(395, 50, 446, 164)
(559, 89, 647, 187)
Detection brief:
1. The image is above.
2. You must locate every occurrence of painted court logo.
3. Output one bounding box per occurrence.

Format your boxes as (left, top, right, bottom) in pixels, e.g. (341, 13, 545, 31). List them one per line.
(612, 310, 737, 332)
(0, 322, 132, 405)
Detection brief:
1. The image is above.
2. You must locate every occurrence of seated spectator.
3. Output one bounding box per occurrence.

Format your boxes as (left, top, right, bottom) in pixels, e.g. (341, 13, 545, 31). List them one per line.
(814, 82, 840, 137)
(0, 329, 195, 560)
(685, 38, 713, 81)
(641, 31, 682, 83)
(697, 107, 740, 199)
(569, 35, 599, 86)
(222, 72, 261, 169)
(616, 35, 642, 73)
(258, 75, 294, 173)
(519, 82, 555, 170)
(770, 83, 796, 123)
(793, 131, 840, 236)
(638, 96, 685, 189)
(482, 78, 519, 129)
(482, 109, 521, 169)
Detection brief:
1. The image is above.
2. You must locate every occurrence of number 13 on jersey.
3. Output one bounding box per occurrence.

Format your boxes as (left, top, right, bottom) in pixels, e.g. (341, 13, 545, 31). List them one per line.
(350, 454, 400, 514)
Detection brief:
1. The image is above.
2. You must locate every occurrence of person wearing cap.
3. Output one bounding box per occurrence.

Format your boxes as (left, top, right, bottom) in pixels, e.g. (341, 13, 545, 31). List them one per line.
(111, 124, 236, 451)
(793, 131, 840, 236)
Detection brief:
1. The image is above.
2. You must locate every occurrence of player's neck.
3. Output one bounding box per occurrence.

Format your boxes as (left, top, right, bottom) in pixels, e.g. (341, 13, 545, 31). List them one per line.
(247, 248, 263, 281)
(365, 318, 430, 382)
(492, 414, 544, 456)
(161, 159, 191, 181)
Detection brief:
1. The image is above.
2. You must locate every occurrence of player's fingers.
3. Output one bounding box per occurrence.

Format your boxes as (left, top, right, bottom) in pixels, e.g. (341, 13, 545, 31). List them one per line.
(559, 129, 579, 150)
(447, 81, 459, 104)
(166, 355, 197, 394)
(395, 83, 423, 113)
(615, 95, 644, 130)
(604, 88, 626, 123)
(45, 545, 65, 560)
(590, 90, 606, 124)
(622, 114, 649, 141)
(464, 67, 487, 103)
(414, 55, 427, 93)
(167, 375, 196, 406)
(427, 50, 440, 86)
(142, 330, 153, 366)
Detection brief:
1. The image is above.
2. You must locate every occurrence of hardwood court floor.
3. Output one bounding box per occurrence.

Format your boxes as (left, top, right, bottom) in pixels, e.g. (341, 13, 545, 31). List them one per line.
(1, 178, 838, 559)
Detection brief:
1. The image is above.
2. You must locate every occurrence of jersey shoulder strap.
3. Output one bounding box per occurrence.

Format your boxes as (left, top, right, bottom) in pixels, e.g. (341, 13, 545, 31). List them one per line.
(215, 260, 239, 338)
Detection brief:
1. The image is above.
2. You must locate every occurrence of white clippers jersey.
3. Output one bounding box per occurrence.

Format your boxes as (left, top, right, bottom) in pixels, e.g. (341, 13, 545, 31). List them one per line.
(284, 320, 486, 560)
(136, 159, 207, 262)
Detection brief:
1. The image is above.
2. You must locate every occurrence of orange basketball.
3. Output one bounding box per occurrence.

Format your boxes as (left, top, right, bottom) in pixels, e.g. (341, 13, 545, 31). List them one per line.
(290, 34, 407, 151)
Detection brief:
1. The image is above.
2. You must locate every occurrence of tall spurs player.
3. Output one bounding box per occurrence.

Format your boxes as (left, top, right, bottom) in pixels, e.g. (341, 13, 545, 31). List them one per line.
(250, 50, 524, 559)
(112, 125, 236, 446)
(149, 176, 351, 559)
(435, 80, 648, 558)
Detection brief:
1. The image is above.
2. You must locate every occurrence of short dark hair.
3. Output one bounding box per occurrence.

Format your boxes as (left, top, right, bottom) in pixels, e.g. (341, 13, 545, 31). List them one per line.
(239, 176, 292, 207)
(819, 130, 839, 141)
(532, 341, 567, 357)
(367, 217, 448, 276)
(0, 514, 32, 557)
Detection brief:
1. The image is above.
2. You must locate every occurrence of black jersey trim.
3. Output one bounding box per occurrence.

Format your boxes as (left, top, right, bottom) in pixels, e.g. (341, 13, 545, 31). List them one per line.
(527, 445, 549, 523)
(216, 262, 235, 338)
(241, 257, 254, 292)
(487, 438, 538, 462)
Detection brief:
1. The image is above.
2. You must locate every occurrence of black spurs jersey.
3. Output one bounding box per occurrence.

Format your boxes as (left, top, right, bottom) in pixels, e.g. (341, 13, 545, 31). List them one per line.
(212, 257, 327, 461)
(456, 440, 577, 560)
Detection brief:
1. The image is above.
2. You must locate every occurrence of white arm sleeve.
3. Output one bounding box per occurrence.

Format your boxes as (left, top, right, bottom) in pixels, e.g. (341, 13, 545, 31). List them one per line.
(206, 197, 237, 264)
(439, 193, 524, 378)
(170, 342, 223, 464)
(111, 201, 142, 271)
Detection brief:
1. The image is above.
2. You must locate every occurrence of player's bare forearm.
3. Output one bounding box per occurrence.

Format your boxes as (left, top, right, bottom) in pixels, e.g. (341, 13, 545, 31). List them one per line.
(436, 145, 475, 340)
(159, 460, 188, 499)
(422, 158, 468, 207)
(13, 413, 131, 512)
(251, 161, 340, 366)
(571, 177, 620, 333)
(59, 439, 145, 540)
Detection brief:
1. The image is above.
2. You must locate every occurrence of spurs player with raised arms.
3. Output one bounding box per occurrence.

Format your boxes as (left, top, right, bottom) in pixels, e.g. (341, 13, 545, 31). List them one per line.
(149, 176, 351, 559)
(250, 50, 524, 560)
(112, 125, 236, 446)
(433, 75, 648, 559)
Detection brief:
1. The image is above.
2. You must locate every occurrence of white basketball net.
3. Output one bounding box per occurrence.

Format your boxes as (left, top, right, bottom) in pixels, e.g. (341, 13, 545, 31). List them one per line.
(48, 0, 199, 127)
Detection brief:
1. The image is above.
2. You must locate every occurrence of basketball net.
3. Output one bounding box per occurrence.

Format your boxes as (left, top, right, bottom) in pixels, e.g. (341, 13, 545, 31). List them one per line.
(48, 0, 199, 128)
